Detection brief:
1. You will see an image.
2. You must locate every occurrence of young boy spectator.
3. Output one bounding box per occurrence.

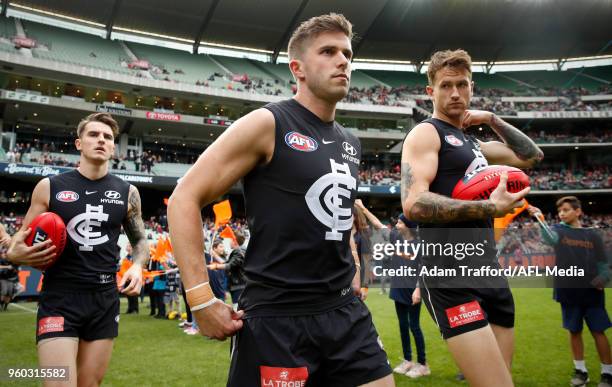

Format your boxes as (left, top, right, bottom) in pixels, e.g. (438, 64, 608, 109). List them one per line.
(528, 197, 611, 387)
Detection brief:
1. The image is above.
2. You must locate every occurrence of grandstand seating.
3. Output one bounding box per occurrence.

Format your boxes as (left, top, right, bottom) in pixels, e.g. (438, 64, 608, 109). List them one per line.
(0, 17, 17, 53)
(22, 20, 133, 75)
(125, 42, 229, 88)
(362, 70, 426, 89)
(472, 73, 522, 93)
(580, 65, 612, 84)
(0, 18, 610, 106)
(254, 60, 293, 84)
(151, 162, 190, 176)
(503, 70, 605, 93)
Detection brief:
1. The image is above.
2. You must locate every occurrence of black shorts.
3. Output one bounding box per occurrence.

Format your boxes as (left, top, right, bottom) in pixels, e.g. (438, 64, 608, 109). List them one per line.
(36, 287, 120, 343)
(227, 298, 392, 387)
(421, 286, 515, 339)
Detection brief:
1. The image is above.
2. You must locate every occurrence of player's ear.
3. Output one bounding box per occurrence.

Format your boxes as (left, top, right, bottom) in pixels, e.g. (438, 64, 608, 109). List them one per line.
(425, 85, 434, 97)
(289, 58, 305, 82)
(75, 137, 82, 151)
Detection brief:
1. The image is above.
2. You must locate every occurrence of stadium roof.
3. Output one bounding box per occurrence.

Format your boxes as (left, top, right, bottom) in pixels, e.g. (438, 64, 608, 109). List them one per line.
(6, 0, 612, 63)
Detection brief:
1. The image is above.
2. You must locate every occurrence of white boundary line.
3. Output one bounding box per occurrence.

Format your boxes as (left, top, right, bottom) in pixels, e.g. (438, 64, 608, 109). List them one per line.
(8, 303, 37, 313)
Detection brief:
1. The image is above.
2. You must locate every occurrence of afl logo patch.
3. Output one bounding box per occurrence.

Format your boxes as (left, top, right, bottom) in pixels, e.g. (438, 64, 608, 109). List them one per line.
(445, 135, 464, 147)
(56, 191, 79, 202)
(285, 131, 318, 152)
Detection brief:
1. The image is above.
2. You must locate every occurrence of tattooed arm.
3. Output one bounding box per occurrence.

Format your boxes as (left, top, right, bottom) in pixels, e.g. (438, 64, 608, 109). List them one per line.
(461, 110, 543, 168)
(401, 123, 529, 223)
(123, 185, 149, 267)
(119, 185, 150, 296)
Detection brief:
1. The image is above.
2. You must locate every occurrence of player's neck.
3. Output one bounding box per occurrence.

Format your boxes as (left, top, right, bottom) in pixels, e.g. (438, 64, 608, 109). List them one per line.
(432, 111, 463, 130)
(293, 90, 336, 123)
(77, 160, 109, 180)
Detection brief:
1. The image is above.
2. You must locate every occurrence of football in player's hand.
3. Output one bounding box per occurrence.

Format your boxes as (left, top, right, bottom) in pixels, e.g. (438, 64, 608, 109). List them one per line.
(452, 165, 529, 201)
(25, 212, 66, 270)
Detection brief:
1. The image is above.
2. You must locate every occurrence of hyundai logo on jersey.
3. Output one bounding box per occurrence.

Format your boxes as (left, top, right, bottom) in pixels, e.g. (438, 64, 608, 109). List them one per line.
(285, 131, 318, 152)
(104, 190, 121, 199)
(342, 141, 357, 156)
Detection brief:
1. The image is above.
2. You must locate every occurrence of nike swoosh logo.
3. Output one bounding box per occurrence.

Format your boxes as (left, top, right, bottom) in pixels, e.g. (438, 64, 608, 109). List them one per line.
(85, 191, 97, 195)
(322, 139, 335, 144)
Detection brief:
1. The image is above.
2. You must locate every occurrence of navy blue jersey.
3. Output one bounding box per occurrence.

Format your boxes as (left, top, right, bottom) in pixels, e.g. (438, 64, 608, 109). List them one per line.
(552, 223, 607, 306)
(417, 118, 499, 288)
(206, 253, 225, 300)
(240, 99, 361, 317)
(46, 169, 130, 291)
(389, 233, 420, 305)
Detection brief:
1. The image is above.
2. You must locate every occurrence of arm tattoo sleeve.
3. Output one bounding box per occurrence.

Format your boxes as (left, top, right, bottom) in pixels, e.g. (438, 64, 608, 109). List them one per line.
(123, 186, 150, 266)
(490, 115, 544, 164)
(400, 162, 414, 206)
(409, 192, 496, 223)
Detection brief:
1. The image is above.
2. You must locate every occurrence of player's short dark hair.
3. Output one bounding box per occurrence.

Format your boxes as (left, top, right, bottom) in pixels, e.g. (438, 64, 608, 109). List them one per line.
(234, 231, 245, 246)
(427, 49, 472, 86)
(556, 196, 581, 210)
(77, 112, 119, 139)
(288, 13, 353, 60)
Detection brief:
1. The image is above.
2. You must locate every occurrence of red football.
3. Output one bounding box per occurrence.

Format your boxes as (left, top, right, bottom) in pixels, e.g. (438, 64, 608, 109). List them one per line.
(25, 212, 66, 270)
(452, 165, 530, 201)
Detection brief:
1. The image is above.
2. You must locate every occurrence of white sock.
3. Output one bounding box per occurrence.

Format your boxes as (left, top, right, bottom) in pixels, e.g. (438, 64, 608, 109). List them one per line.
(602, 363, 612, 375)
(574, 360, 587, 373)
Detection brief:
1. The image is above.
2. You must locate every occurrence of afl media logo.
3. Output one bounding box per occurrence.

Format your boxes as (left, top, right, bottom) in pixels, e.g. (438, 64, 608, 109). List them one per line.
(285, 131, 318, 152)
(56, 191, 79, 202)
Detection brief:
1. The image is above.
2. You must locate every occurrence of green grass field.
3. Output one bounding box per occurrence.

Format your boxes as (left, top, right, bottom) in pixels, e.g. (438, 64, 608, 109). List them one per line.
(1, 289, 611, 386)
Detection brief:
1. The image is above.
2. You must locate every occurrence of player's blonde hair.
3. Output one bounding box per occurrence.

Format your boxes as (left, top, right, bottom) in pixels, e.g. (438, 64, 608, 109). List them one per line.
(427, 49, 472, 86)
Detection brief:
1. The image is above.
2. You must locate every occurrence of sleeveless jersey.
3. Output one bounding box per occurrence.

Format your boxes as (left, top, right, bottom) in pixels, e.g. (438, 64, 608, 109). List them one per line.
(45, 169, 130, 291)
(240, 99, 361, 317)
(418, 118, 499, 286)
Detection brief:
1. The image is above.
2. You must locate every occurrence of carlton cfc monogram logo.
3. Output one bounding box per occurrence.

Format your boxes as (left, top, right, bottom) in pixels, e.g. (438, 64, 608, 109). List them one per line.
(305, 159, 356, 241)
(67, 204, 110, 251)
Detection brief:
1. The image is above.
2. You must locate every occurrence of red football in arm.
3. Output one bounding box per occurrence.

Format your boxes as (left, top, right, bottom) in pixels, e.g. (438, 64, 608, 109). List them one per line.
(24, 212, 67, 270)
(452, 165, 530, 201)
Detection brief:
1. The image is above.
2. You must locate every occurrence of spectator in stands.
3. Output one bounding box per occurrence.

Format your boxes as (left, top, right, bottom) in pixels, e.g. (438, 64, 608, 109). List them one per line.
(0, 224, 10, 248)
(134, 151, 141, 172)
(0, 252, 19, 311)
(6, 149, 15, 163)
(123, 244, 139, 314)
(165, 261, 181, 318)
(208, 231, 246, 307)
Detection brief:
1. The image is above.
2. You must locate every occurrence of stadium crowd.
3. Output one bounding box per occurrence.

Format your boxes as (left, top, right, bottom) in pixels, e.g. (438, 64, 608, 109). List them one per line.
(358, 163, 612, 190)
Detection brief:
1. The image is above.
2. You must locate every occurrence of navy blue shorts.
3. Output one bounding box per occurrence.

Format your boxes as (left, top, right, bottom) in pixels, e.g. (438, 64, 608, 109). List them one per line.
(36, 287, 120, 343)
(227, 298, 392, 386)
(561, 303, 611, 333)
